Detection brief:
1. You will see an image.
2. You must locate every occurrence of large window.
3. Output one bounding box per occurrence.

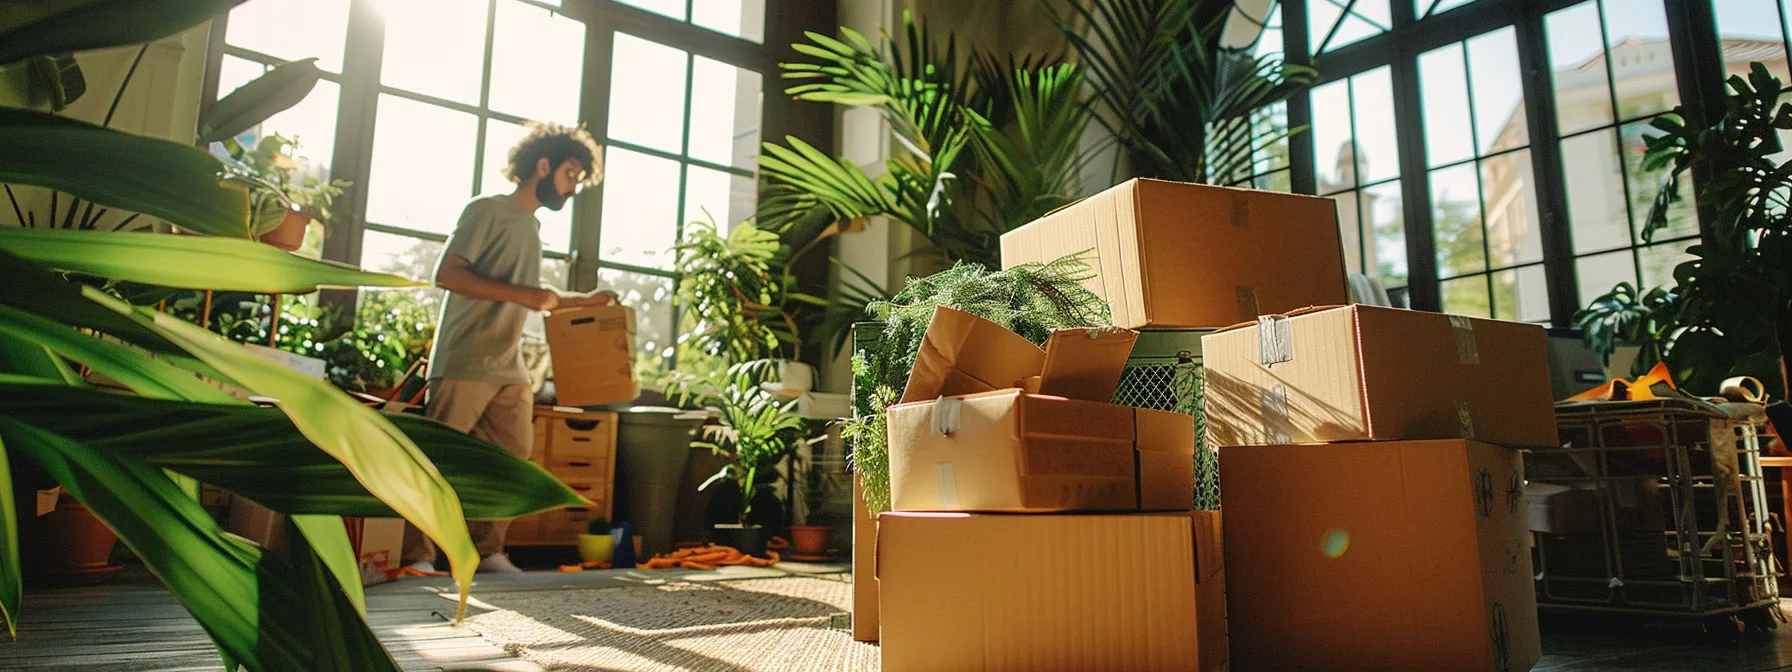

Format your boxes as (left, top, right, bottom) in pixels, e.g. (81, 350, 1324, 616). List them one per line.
(207, 0, 805, 368)
(1279, 0, 1743, 325)
(1222, 1, 1296, 191)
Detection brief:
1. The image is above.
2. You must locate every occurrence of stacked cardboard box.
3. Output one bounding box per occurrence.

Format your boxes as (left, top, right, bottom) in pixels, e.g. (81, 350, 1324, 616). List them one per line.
(1203, 305, 1553, 672)
(869, 307, 1228, 671)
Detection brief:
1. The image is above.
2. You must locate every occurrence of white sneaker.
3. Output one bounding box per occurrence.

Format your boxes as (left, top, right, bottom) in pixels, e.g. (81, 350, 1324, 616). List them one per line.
(405, 561, 437, 574)
(477, 553, 524, 574)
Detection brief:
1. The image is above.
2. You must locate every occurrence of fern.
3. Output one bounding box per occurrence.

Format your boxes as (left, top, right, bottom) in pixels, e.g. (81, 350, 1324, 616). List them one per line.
(845, 252, 1110, 512)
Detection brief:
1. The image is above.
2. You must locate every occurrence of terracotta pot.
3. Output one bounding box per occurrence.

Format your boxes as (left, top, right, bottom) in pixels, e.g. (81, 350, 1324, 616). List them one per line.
(24, 496, 121, 587)
(259, 208, 310, 251)
(790, 524, 830, 555)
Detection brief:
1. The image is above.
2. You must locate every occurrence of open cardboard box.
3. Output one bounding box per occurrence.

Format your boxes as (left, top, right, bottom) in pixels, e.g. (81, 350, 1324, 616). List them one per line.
(887, 307, 1196, 512)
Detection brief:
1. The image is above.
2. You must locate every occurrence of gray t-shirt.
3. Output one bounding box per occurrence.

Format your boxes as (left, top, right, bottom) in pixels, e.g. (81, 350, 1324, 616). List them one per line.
(427, 196, 542, 384)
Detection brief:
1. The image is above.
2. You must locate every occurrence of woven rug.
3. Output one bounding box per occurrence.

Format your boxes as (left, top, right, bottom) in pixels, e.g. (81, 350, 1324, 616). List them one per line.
(458, 576, 880, 671)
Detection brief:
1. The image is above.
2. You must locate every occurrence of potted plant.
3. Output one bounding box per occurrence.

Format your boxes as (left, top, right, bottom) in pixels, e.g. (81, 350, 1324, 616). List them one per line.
(223, 133, 348, 251)
(676, 361, 814, 557)
(1575, 63, 1792, 399)
(578, 516, 615, 565)
(788, 451, 839, 559)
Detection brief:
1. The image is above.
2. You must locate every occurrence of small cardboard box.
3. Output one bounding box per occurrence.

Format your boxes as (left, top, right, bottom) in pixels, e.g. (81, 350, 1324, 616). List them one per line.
(888, 389, 1194, 511)
(545, 305, 639, 407)
(877, 510, 1227, 672)
(1000, 178, 1347, 329)
(1218, 439, 1541, 672)
(889, 306, 1196, 512)
(1202, 305, 1557, 449)
(851, 476, 879, 642)
(345, 517, 405, 586)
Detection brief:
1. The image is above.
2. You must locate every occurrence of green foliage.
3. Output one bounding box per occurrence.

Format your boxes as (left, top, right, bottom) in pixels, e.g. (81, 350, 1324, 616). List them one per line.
(840, 253, 1111, 512)
(1574, 63, 1792, 397)
(223, 134, 349, 237)
(673, 218, 792, 363)
(671, 361, 811, 523)
(1050, 0, 1316, 184)
(199, 58, 322, 145)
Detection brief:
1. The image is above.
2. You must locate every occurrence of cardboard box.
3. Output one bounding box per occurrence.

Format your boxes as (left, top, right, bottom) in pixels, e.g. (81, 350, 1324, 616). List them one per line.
(888, 389, 1194, 511)
(851, 476, 879, 642)
(1202, 305, 1557, 449)
(1000, 178, 1347, 329)
(346, 517, 405, 586)
(1218, 439, 1541, 672)
(889, 306, 1196, 511)
(1525, 481, 1665, 535)
(877, 510, 1227, 672)
(545, 304, 639, 407)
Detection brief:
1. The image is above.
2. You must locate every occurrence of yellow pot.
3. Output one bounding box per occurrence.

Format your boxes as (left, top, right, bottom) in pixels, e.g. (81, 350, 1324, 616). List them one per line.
(578, 534, 615, 564)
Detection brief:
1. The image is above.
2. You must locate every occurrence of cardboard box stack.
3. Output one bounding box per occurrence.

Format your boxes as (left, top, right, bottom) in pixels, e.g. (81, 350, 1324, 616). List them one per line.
(1202, 304, 1553, 672)
(870, 306, 1228, 672)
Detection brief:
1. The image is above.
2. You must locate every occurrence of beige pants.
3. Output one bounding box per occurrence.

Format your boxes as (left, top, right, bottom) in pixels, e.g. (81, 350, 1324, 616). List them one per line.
(402, 379, 532, 564)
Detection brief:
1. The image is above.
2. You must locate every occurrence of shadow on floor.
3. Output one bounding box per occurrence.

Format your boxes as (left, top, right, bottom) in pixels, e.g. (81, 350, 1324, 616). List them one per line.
(1537, 607, 1792, 672)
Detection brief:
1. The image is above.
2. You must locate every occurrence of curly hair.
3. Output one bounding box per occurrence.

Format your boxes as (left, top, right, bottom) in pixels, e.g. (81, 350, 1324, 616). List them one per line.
(503, 121, 604, 187)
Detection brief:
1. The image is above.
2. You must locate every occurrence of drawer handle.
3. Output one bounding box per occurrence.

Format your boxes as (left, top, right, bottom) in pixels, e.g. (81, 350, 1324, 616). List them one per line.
(571, 485, 594, 492)
(572, 436, 591, 442)
(563, 419, 601, 431)
(564, 461, 593, 468)
(565, 507, 592, 514)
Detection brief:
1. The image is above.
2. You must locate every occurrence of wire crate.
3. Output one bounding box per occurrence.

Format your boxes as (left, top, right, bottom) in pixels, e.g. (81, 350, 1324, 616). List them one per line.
(1113, 329, 1218, 510)
(1528, 398, 1782, 636)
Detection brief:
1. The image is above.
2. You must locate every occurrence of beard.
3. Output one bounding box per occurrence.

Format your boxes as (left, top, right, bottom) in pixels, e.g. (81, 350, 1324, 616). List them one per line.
(536, 177, 569, 211)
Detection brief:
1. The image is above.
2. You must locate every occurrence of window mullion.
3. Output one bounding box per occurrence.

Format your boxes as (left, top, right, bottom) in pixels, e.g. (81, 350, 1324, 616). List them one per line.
(1283, 0, 1317, 196)
(571, 19, 617, 294)
(1392, 43, 1440, 312)
(1515, 2, 1584, 327)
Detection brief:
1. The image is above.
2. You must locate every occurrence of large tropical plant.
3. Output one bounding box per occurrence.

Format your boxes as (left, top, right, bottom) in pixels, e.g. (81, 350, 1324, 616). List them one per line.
(1051, 0, 1316, 184)
(0, 3, 582, 670)
(1574, 63, 1792, 398)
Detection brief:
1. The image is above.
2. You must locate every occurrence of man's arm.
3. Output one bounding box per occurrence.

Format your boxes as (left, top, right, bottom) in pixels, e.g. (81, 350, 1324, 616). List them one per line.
(436, 254, 560, 311)
(553, 289, 619, 310)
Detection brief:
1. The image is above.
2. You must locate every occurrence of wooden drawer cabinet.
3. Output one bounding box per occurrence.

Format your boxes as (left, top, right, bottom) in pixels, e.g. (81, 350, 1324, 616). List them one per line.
(507, 406, 618, 546)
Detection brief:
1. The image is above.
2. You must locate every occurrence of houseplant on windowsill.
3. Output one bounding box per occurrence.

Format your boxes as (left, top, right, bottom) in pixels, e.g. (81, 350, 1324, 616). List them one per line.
(223, 133, 347, 251)
(788, 450, 840, 559)
(673, 360, 815, 557)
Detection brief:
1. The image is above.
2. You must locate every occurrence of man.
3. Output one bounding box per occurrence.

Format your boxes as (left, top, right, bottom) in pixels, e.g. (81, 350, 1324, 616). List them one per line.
(403, 122, 613, 574)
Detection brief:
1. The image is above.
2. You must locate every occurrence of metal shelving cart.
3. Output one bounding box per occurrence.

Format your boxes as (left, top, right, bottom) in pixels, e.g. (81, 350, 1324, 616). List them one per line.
(1527, 398, 1783, 639)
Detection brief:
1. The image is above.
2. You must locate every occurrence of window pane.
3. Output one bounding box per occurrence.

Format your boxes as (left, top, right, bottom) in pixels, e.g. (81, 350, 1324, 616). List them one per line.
(1639, 241, 1694, 289)
(1332, 192, 1363, 275)
(217, 57, 341, 177)
(598, 147, 682, 268)
(1576, 249, 1637, 305)
(1364, 181, 1407, 288)
(1221, 0, 1279, 53)
(1715, 0, 1792, 83)
(360, 230, 444, 284)
(480, 119, 573, 253)
(1546, 2, 1615, 135)
(218, 55, 267, 95)
(1311, 80, 1355, 192)
(1441, 274, 1492, 317)
(1312, 0, 1390, 54)
(1492, 265, 1550, 322)
(380, 0, 488, 104)
(1253, 101, 1292, 173)
(1599, 0, 1678, 122)
(1481, 149, 1543, 267)
(1255, 169, 1292, 193)
(226, 0, 350, 73)
(1467, 27, 1527, 153)
(489, 0, 585, 123)
(1419, 43, 1474, 168)
(692, 0, 766, 43)
(1353, 68, 1400, 184)
(683, 165, 756, 230)
(1562, 129, 1630, 253)
(1419, 0, 1476, 18)
(614, 0, 686, 20)
(1621, 119, 1697, 240)
(366, 96, 478, 233)
(596, 268, 676, 366)
(608, 34, 689, 154)
(1430, 164, 1486, 277)
(687, 57, 762, 169)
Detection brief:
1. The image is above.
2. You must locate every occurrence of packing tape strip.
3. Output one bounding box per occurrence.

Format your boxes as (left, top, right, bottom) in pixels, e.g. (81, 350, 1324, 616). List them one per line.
(1449, 315, 1479, 365)
(1231, 195, 1250, 228)
(934, 462, 961, 509)
(1257, 315, 1293, 365)
(1720, 376, 1767, 403)
(1457, 399, 1476, 440)
(1261, 383, 1292, 444)
(931, 396, 962, 436)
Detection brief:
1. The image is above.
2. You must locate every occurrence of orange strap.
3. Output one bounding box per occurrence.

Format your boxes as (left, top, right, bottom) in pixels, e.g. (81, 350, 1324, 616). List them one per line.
(1564, 362, 1679, 403)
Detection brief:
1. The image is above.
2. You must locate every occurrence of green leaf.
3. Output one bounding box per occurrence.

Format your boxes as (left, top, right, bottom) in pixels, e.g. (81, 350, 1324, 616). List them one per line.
(0, 303, 240, 403)
(0, 434, 17, 641)
(134, 305, 480, 617)
(0, 109, 253, 238)
(199, 59, 324, 144)
(289, 514, 364, 615)
(0, 0, 245, 65)
(0, 385, 587, 520)
(0, 228, 421, 293)
(0, 419, 399, 670)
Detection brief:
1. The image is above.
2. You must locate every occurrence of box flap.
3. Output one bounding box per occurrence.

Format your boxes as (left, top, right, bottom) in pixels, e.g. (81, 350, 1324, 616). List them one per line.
(900, 306, 1045, 404)
(1037, 327, 1139, 401)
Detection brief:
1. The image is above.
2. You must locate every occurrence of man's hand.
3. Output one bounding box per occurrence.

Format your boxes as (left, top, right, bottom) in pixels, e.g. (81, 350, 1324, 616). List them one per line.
(525, 288, 561, 312)
(554, 290, 619, 310)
